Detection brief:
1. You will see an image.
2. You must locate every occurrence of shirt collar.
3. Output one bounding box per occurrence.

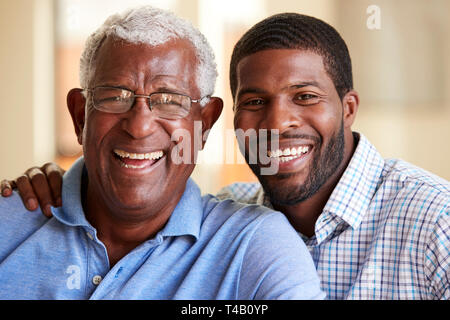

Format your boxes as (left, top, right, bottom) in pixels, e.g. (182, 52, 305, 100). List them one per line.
(53, 157, 203, 240)
(323, 132, 384, 229)
(159, 178, 203, 241)
(52, 157, 91, 228)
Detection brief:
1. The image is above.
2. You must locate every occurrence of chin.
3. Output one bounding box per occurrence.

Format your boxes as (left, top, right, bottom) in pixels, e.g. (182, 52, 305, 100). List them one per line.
(107, 186, 157, 209)
(256, 171, 314, 206)
(267, 179, 321, 206)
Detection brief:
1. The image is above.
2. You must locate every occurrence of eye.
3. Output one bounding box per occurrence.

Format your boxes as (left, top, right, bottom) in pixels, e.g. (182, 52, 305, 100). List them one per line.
(94, 88, 132, 103)
(152, 93, 183, 107)
(294, 93, 320, 106)
(237, 98, 266, 111)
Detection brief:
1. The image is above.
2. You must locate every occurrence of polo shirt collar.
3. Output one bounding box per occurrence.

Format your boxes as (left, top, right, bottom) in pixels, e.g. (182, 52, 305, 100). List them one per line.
(159, 178, 202, 241)
(52, 157, 91, 228)
(52, 157, 203, 241)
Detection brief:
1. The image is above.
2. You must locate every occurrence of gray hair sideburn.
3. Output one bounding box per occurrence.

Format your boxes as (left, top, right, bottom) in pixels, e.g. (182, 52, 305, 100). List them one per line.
(79, 5, 218, 105)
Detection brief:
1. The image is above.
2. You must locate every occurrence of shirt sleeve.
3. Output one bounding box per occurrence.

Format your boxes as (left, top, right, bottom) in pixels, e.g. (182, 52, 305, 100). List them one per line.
(425, 205, 450, 300)
(237, 211, 325, 300)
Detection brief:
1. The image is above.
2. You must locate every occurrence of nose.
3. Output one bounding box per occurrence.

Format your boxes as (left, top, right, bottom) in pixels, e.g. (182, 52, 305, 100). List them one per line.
(259, 97, 302, 134)
(121, 97, 158, 139)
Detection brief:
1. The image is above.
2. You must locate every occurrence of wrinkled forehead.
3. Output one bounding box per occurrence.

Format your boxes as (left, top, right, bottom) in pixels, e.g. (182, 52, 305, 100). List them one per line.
(91, 36, 200, 94)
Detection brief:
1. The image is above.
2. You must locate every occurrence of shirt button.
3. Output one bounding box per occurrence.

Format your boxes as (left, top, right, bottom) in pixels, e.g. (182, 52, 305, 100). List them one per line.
(92, 275, 102, 285)
(86, 232, 94, 240)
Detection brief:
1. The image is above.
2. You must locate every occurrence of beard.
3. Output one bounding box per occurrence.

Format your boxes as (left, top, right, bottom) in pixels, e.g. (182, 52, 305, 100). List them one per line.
(248, 120, 345, 206)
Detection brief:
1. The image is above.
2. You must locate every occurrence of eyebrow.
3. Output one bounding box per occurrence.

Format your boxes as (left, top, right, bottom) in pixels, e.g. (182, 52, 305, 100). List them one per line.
(236, 81, 323, 101)
(155, 86, 188, 96)
(152, 75, 190, 92)
(95, 73, 190, 92)
(286, 81, 322, 90)
(94, 84, 188, 96)
(95, 84, 131, 91)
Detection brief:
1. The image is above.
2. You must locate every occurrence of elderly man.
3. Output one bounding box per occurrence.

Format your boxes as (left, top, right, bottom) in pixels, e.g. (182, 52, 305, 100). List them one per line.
(4, 13, 449, 299)
(0, 7, 324, 300)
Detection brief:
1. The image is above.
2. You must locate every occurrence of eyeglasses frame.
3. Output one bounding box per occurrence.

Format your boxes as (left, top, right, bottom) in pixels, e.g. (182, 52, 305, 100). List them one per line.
(82, 86, 210, 115)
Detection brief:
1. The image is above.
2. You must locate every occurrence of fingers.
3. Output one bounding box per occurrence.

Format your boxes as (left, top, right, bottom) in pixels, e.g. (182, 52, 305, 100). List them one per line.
(25, 167, 55, 218)
(15, 174, 39, 212)
(42, 162, 64, 207)
(1, 179, 16, 197)
(1, 162, 64, 218)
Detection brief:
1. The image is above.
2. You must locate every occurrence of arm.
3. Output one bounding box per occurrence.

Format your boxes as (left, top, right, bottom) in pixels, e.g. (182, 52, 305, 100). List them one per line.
(0, 163, 65, 218)
(238, 212, 325, 300)
(425, 205, 450, 300)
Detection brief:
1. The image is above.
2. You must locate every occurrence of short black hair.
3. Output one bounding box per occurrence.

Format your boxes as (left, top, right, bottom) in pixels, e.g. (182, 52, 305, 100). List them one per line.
(229, 13, 353, 101)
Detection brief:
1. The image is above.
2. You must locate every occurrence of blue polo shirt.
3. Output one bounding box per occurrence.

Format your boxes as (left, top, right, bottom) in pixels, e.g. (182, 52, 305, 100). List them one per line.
(0, 157, 324, 300)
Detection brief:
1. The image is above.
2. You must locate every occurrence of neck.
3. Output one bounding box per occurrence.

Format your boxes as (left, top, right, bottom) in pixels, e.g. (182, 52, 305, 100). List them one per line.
(83, 181, 184, 268)
(273, 169, 342, 237)
(274, 131, 357, 238)
(86, 204, 169, 267)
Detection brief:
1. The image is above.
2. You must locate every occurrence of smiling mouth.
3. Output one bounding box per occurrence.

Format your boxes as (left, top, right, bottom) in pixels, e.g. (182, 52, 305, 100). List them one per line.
(268, 145, 311, 163)
(113, 149, 164, 169)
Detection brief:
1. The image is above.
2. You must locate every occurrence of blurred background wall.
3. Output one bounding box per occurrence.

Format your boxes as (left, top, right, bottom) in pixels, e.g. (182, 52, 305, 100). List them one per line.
(1, 0, 449, 195)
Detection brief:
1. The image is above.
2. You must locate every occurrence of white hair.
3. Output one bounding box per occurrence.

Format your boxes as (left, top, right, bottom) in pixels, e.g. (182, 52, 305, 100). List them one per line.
(79, 5, 217, 104)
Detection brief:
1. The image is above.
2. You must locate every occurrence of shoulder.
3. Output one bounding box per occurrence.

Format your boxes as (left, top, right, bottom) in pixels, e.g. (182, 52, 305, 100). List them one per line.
(199, 195, 323, 299)
(381, 159, 450, 209)
(202, 194, 313, 270)
(0, 191, 48, 226)
(201, 194, 295, 238)
(375, 159, 450, 244)
(0, 191, 49, 255)
(384, 158, 450, 192)
(206, 197, 324, 299)
(215, 182, 261, 204)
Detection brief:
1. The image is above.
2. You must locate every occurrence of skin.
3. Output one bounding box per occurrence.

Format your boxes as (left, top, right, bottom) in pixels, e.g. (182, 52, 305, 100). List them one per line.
(233, 49, 359, 236)
(1, 49, 356, 239)
(1, 163, 64, 217)
(7, 36, 223, 267)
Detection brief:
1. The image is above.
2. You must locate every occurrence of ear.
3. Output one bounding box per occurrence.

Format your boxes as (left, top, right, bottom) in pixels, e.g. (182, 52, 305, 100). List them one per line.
(342, 90, 359, 129)
(67, 88, 86, 145)
(199, 97, 223, 149)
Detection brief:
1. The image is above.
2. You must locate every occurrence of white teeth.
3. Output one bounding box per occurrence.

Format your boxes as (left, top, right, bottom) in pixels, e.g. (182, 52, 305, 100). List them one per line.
(268, 146, 309, 158)
(120, 163, 147, 169)
(114, 149, 164, 161)
(270, 150, 280, 157)
(280, 156, 294, 163)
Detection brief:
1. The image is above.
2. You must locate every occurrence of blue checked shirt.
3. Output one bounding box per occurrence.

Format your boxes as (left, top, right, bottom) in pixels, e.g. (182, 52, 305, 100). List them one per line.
(217, 133, 450, 299)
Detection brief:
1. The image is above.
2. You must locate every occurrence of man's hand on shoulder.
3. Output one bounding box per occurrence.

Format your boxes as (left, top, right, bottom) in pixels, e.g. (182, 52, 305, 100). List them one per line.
(0, 162, 65, 218)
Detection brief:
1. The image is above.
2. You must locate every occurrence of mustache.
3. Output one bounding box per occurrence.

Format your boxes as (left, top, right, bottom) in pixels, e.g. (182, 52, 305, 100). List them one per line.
(267, 132, 322, 145)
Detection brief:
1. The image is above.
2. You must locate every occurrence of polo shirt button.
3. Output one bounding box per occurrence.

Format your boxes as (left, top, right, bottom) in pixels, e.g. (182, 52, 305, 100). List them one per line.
(92, 275, 102, 285)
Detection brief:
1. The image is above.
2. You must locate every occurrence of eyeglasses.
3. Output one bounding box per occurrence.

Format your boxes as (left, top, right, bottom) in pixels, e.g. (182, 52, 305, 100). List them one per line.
(83, 86, 209, 120)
